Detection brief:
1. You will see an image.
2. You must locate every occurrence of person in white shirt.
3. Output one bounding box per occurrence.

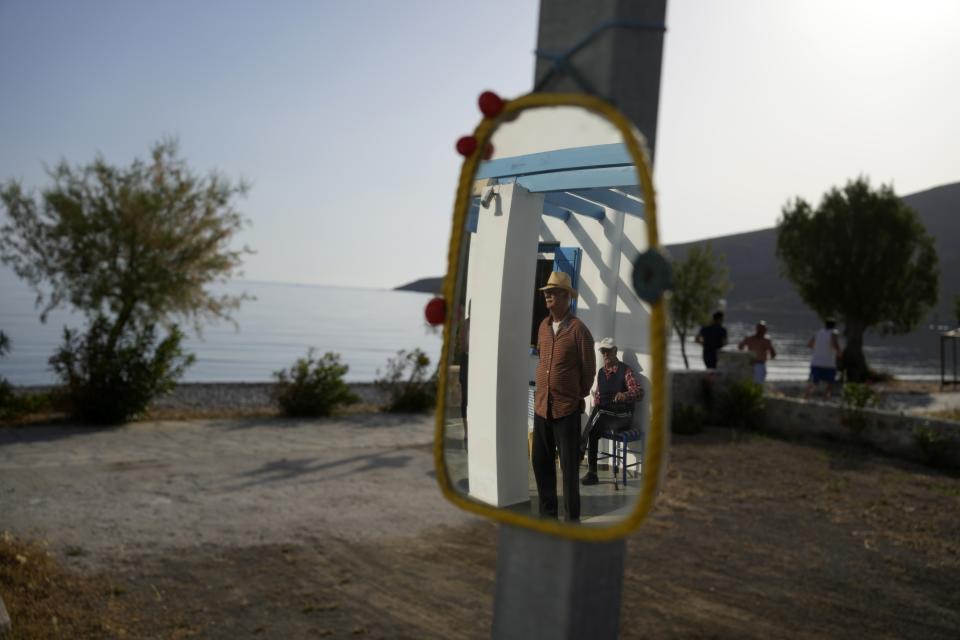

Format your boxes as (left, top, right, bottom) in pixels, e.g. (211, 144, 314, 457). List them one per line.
(805, 319, 843, 399)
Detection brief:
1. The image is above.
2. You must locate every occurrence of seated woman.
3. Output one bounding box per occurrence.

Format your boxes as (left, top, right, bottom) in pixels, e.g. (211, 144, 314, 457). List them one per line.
(581, 337, 644, 486)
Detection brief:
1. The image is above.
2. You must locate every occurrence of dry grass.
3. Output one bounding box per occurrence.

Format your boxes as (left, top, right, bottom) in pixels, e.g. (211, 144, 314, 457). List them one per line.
(925, 407, 960, 422)
(0, 533, 140, 639)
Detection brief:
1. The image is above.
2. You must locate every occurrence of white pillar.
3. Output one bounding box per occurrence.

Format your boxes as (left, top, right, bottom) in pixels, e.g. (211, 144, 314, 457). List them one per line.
(597, 208, 625, 348)
(467, 183, 543, 507)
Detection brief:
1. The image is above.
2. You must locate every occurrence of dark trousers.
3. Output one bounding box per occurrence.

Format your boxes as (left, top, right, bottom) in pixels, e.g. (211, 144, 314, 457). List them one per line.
(585, 412, 633, 471)
(532, 412, 581, 521)
(703, 349, 718, 369)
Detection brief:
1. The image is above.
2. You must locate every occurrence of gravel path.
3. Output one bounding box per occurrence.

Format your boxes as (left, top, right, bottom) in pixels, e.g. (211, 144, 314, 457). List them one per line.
(2, 415, 959, 638)
(0, 413, 472, 570)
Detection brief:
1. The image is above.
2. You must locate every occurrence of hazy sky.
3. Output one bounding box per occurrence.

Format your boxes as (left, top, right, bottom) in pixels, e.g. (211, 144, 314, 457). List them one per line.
(1, 0, 958, 289)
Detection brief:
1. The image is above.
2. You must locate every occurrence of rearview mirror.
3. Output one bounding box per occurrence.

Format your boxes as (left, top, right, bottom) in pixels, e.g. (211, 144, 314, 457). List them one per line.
(434, 93, 669, 541)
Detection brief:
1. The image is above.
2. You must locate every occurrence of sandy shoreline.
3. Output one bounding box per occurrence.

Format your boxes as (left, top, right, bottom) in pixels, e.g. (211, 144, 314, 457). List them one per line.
(10, 379, 959, 416)
(10, 381, 389, 412)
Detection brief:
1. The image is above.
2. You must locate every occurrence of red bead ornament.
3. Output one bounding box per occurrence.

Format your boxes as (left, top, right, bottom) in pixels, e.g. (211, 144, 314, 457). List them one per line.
(478, 91, 504, 118)
(456, 135, 477, 156)
(482, 143, 494, 160)
(425, 297, 446, 326)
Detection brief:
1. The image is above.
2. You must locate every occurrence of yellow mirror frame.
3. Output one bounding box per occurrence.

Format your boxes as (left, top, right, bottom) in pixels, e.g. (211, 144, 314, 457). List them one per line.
(434, 92, 669, 541)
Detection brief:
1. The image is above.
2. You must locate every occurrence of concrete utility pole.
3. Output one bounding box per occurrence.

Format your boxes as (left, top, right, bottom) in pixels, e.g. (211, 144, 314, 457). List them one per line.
(533, 0, 666, 162)
(491, 1, 667, 639)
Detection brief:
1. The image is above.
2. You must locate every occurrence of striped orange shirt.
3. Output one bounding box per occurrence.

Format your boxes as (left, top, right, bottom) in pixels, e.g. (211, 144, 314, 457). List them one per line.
(534, 314, 596, 419)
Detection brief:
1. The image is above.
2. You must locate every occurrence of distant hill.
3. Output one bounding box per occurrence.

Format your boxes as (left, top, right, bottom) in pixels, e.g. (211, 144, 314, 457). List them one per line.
(395, 277, 443, 294)
(667, 181, 960, 331)
(396, 181, 959, 332)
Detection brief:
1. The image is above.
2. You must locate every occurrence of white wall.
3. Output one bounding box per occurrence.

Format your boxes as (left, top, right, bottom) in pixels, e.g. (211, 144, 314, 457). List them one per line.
(541, 196, 653, 470)
(539, 195, 652, 387)
(464, 183, 542, 507)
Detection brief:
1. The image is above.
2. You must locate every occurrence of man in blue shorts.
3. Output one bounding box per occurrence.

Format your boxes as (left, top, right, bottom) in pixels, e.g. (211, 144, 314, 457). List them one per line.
(805, 319, 843, 399)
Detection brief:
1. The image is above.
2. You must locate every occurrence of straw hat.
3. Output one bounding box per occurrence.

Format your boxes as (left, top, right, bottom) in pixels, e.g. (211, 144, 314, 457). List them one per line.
(539, 271, 578, 298)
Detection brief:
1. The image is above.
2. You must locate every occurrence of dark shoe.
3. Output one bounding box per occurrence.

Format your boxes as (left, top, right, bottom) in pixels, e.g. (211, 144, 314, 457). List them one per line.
(581, 471, 599, 486)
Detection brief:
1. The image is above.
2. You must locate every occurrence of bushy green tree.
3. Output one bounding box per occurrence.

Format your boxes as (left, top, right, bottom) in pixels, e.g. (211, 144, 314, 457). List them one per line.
(0, 139, 252, 422)
(777, 177, 939, 381)
(669, 243, 729, 369)
(272, 350, 358, 417)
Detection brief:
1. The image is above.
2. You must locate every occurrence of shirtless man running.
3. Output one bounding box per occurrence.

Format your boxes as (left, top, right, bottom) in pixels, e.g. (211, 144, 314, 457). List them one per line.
(738, 321, 776, 384)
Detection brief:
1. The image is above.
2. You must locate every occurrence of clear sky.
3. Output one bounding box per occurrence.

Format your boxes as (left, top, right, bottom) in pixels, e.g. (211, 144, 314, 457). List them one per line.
(1, 0, 958, 289)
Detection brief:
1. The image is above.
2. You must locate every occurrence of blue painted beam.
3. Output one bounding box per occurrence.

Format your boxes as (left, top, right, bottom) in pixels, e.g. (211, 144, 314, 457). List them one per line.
(544, 192, 605, 221)
(568, 188, 644, 218)
(516, 166, 637, 193)
(542, 202, 571, 221)
(467, 199, 480, 233)
(476, 143, 631, 180)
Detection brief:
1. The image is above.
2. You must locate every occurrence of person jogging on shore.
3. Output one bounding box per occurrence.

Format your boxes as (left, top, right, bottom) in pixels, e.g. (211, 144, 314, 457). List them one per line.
(738, 321, 776, 384)
(696, 311, 727, 370)
(805, 318, 843, 399)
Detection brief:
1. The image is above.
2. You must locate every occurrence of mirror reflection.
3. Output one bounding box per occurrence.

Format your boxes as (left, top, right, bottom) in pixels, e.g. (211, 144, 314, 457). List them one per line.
(442, 106, 652, 526)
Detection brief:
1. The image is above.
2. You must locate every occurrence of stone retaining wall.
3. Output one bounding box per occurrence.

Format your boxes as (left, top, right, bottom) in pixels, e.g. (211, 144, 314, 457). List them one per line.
(763, 396, 959, 468)
(671, 370, 960, 470)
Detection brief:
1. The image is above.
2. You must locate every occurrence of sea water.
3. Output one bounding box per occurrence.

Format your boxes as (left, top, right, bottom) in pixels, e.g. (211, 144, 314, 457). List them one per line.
(0, 274, 443, 385)
(0, 270, 944, 385)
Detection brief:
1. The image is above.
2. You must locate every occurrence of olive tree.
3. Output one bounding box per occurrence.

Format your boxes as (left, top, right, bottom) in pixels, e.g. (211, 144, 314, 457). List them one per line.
(776, 177, 939, 381)
(0, 139, 252, 422)
(669, 243, 730, 369)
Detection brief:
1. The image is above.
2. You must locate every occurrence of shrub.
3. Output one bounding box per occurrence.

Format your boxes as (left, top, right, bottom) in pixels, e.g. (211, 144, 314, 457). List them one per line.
(698, 376, 717, 412)
(841, 382, 878, 410)
(840, 382, 878, 434)
(913, 424, 956, 468)
(0, 330, 11, 414)
(865, 368, 895, 383)
(49, 317, 194, 424)
(716, 380, 765, 430)
(0, 330, 56, 421)
(376, 348, 437, 413)
(672, 403, 706, 435)
(0, 385, 55, 422)
(0, 377, 15, 419)
(272, 349, 358, 417)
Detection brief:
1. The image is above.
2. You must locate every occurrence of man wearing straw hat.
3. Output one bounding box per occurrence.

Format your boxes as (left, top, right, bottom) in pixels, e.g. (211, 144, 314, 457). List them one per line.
(532, 271, 596, 522)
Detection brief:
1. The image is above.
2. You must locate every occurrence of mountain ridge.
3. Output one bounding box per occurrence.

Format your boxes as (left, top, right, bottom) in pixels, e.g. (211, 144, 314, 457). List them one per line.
(399, 181, 959, 333)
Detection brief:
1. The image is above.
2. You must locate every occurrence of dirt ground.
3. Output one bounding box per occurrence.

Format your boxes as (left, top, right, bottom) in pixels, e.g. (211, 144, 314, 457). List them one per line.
(2, 415, 959, 639)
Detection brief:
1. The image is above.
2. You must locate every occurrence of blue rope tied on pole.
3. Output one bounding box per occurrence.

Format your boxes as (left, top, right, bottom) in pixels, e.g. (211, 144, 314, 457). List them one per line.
(533, 19, 667, 96)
